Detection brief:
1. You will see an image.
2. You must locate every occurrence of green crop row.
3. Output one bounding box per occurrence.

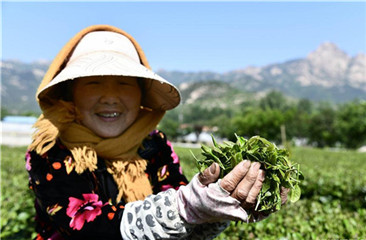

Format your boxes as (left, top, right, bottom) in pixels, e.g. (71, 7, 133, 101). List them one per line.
(1, 146, 36, 239)
(1, 145, 365, 239)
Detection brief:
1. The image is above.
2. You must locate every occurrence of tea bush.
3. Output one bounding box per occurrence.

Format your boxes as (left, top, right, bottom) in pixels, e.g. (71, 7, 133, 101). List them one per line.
(1, 146, 36, 239)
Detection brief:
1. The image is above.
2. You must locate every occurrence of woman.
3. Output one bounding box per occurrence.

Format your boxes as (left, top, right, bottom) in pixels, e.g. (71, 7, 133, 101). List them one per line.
(26, 25, 285, 240)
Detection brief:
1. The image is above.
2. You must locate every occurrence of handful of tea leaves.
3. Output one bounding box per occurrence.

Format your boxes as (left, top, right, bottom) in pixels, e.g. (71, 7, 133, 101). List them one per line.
(195, 135, 304, 214)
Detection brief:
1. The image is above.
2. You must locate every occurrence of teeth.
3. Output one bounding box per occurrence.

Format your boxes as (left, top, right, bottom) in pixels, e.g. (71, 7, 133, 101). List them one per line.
(97, 112, 120, 118)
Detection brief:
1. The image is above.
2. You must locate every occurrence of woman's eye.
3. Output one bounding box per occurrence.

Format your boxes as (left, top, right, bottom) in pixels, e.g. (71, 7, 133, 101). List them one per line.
(86, 81, 100, 85)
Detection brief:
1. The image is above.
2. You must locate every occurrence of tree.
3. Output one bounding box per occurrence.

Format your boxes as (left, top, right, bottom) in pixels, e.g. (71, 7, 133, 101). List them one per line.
(1, 107, 10, 120)
(285, 100, 313, 140)
(158, 118, 180, 140)
(307, 104, 337, 148)
(158, 109, 181, 140)
(213, 115, 236, 140)
(259, 90, 289, 111)
(232, 108, 285, 143)
(335, 100, 366, 149)
(297, 98, 313, 114)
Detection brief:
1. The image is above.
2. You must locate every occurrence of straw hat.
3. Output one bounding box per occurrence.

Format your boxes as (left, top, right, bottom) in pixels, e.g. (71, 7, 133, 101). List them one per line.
(37, 25, 180, 111)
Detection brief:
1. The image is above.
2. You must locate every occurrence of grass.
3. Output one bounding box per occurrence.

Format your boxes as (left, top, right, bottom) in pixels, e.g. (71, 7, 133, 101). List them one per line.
(1, 145, 365, 239)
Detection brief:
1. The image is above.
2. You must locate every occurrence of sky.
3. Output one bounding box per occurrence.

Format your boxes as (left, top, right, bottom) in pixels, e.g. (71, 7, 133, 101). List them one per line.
(1, 1, 366, 73)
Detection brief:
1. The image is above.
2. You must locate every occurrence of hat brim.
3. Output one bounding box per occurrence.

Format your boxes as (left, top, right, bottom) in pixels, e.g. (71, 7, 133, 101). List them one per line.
(37, 51, 180, 110)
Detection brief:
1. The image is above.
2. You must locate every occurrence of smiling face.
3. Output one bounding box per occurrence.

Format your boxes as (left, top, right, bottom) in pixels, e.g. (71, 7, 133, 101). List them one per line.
(72, 76, 142, 138)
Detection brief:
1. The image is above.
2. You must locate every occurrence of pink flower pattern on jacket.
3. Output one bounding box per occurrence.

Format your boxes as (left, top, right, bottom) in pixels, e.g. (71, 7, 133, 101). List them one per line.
(25, 150, 32, 171)
(66, 193, 107, 230)
(166, 141, 179, 164)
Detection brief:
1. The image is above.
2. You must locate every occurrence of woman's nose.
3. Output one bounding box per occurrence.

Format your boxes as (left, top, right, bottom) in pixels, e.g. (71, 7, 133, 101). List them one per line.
(99, 88, 120, 105)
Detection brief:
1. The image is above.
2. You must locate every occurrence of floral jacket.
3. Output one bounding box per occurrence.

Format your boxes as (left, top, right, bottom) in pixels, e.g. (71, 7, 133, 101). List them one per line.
(26, 130, 188, 240)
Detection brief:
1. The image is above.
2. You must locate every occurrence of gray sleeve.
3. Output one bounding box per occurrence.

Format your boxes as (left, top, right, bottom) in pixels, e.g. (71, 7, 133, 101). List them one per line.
(120, 188, 229, 240)
(120, 188, 193, 239)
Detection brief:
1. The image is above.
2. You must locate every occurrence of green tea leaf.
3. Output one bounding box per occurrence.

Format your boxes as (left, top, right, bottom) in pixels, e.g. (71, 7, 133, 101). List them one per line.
(289, 184, 301, 203)
(194, 134, 304, 212)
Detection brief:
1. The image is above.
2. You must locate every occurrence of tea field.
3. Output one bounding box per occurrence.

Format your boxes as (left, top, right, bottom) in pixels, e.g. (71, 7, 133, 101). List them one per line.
(1, 145, 365, 239)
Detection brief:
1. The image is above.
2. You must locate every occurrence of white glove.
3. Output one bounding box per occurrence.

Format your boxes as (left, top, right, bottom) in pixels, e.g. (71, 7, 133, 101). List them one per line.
(177, 173, 248, 224)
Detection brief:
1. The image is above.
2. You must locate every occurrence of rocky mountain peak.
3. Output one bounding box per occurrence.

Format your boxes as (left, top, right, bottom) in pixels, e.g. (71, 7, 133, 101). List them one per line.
(352, 53, 366, 62)
(306, 42, 350, 80)
(348, 53, 366, 90)
(307, 42, 349, 61)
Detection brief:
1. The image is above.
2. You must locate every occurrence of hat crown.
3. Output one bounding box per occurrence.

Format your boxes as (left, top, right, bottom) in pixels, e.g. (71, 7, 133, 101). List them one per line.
(69, 31, 140, 64)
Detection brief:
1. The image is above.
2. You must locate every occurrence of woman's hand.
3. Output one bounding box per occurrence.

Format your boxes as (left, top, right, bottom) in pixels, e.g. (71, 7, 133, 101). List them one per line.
(198, 161, 264, 208)
(220, 160, 265, 210)
(198, 161, 289, 221)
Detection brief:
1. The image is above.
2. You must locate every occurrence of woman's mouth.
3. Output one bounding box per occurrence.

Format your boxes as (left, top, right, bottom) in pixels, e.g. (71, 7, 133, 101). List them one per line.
(96, 112, 121, 118)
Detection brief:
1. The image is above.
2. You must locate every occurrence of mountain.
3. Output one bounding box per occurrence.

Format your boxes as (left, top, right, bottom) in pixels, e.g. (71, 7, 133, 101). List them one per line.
(1, 42, 365, 114)
(179, 81, 256, 107)
(158, 42, 366, 103)
(1, 60, 49, 114)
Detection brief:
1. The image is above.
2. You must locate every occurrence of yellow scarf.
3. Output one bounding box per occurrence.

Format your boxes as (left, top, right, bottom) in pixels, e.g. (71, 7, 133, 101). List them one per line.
(29, 100, 165, 203)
